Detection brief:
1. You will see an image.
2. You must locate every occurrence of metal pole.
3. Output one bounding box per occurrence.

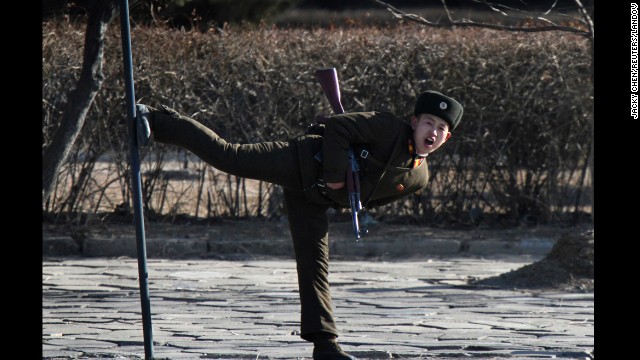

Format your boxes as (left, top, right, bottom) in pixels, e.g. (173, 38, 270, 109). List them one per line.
(118, 1, 154, 358)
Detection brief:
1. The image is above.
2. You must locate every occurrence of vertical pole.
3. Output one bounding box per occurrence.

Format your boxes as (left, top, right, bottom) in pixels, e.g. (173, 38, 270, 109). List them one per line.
(118, 1, 154, 358)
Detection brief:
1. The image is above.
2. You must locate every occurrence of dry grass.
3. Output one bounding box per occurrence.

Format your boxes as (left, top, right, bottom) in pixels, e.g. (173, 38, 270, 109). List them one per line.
(42, 19, 592, 227)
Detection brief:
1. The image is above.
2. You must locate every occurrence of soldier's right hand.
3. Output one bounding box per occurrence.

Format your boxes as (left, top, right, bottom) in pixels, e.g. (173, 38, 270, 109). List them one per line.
(326, 182, 345, 190)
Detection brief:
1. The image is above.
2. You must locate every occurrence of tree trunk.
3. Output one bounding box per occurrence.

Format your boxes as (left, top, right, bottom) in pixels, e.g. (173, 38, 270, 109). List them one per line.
(42, 0, 117, 202)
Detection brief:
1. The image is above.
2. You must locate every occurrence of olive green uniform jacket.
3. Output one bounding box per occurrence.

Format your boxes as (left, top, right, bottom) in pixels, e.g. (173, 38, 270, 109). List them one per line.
(149, 106, 430, 342)
(297, 111, 429, 209)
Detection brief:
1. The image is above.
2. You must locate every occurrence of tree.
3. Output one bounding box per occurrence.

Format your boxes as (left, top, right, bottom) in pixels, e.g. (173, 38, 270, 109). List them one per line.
(370, 0, 594, 290)
(42, 0, 303, 206)
(42, 0, 118, 202)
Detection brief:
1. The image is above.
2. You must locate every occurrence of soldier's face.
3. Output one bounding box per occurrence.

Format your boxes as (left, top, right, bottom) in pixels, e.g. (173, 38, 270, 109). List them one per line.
(411, 114, 452, 156)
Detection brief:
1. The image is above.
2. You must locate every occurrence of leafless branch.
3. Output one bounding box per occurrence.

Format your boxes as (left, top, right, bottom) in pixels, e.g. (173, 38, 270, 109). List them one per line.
(574, 0, 594, 40)
(371, 0, 590, 37)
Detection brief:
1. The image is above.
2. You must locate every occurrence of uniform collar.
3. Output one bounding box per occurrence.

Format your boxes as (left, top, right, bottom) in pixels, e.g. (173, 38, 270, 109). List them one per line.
(407, 138, 428, 158)
(408, 138, 427, 168)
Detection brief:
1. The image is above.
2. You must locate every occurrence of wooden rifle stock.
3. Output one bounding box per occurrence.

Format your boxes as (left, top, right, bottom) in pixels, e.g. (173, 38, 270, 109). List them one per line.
(315, 68, 345, 114)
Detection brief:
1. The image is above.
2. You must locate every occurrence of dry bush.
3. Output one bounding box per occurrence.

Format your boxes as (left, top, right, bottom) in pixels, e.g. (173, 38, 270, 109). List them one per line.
(42, 20, 592, 227)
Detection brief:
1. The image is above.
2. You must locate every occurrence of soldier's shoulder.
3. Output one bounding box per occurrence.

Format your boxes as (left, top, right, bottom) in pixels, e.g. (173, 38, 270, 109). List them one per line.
(370, 110, 406, 123)
(370, 111, 411, 130)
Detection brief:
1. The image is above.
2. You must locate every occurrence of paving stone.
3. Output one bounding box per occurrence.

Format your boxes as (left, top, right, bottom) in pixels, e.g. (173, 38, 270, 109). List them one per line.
(46, 338, 120, 349)
(438, 329, 534, 340)
(469, 319, 545, 331)
(43, 324, 112, 336)
(41, 348, 84, 359)
(43, 257, 593, 359)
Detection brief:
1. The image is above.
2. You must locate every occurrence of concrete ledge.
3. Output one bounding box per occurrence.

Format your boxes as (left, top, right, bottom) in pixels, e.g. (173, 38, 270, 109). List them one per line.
(82, 237, 137, 257)
(43, 223, 564, 259)
(207, 238, 294, 257)
(43, 236, 557, 258)
(146, 238, 208, 258)
(465, 238, 554, 256)
(81, 237, 208, 258)
(42, 236, 81, 257)
(517, 236, 556, 254)
(465, 240, 519, 255)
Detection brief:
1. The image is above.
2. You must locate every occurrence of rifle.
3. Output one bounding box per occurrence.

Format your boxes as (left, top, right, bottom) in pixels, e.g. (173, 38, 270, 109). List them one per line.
(315, 68, 368, 241)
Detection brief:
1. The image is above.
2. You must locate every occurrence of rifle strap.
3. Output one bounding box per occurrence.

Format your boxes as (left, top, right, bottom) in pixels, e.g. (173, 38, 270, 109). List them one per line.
(361, 130, 405, 207)
(308, 124, 405, 207)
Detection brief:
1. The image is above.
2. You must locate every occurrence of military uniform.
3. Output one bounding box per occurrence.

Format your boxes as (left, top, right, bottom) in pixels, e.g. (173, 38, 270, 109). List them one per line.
(148, 106, 429, 341)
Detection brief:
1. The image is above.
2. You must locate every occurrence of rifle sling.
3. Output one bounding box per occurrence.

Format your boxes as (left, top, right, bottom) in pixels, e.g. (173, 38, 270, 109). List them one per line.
(360, 131, 405, 208)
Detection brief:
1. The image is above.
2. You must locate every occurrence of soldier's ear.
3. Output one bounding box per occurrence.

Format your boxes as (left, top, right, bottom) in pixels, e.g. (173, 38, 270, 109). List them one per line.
(445, 132, 452, 141)
(410, 116, 418, 129)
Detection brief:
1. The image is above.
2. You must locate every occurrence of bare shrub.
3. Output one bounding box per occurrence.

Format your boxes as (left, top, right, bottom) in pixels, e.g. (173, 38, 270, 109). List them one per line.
(42, 20, 592, 227)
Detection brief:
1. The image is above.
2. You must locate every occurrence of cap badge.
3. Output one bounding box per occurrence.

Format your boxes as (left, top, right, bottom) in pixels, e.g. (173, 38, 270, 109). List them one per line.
(439, 102, 448, 110)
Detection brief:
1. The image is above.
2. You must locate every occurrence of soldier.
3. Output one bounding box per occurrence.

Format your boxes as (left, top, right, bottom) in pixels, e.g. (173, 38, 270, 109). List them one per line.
(136, 90, 463, 360)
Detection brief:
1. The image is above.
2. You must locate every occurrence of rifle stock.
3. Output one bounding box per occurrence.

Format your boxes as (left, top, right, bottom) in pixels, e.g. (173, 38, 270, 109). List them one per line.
(315, 68, 345, 114)
(315, 68, 368, 240)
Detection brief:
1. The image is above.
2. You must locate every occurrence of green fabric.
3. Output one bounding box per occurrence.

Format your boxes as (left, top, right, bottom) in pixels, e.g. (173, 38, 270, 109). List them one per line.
(319, 112, 429, 208)
(151, 106, 302, 189)
(148, 106, 433, 343)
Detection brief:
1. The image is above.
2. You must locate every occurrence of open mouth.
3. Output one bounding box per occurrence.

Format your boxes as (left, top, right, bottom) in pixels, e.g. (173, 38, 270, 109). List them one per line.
(424, 138, 435, 146)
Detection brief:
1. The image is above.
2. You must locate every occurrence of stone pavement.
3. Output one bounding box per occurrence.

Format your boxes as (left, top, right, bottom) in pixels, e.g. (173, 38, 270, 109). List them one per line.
(43, 254, 594, 359)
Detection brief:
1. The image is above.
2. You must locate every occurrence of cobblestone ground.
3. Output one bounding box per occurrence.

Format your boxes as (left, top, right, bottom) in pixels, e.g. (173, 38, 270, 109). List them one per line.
(43, 256, 594, 359)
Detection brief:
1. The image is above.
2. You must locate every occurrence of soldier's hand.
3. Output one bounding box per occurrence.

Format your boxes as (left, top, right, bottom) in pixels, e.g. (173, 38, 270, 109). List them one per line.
(326, 182, 345, 190)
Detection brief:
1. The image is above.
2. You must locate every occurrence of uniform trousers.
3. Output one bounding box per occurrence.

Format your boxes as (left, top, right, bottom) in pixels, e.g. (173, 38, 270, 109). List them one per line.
(152, 111, 339, 341)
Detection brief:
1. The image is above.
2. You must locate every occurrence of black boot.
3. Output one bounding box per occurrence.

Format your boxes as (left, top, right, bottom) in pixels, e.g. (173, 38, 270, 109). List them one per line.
(312, 338, 357, 360)
(135, 104, 152, 148)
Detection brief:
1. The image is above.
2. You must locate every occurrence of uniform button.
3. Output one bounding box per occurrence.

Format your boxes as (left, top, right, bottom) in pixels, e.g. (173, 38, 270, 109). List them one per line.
(396, 184, 405, 192)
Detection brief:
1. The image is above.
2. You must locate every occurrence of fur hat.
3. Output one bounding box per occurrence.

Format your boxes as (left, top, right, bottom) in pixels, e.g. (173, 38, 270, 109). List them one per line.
(414, 91, 463, 131)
